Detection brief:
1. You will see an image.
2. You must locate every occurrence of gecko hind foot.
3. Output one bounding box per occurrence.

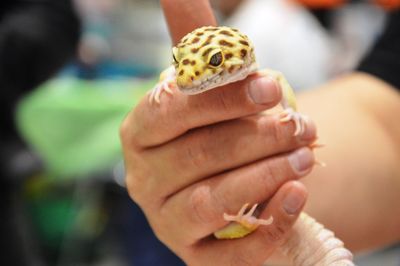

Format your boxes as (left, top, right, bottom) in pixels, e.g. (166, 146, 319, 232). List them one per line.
(223, 203, 273, 229)
(280, 108, 308, 136)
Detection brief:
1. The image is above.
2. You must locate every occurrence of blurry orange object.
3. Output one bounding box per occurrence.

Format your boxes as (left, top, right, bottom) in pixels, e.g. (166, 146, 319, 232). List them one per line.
(294, 0, 400, 9)
(293, 0, 346, 8)
(374, 0, 400, 10)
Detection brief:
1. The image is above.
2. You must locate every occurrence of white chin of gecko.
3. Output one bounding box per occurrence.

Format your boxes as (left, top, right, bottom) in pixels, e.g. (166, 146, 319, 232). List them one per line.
(179, 62, 258, 95)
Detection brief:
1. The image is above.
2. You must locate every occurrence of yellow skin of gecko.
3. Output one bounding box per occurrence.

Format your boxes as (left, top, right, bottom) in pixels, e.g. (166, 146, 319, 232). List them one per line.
(150, 25, 308, 239)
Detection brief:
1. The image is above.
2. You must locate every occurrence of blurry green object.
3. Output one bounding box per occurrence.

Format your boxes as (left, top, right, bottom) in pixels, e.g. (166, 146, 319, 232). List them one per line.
(26, 180, 77, 250)
(17, 78, 152, 178)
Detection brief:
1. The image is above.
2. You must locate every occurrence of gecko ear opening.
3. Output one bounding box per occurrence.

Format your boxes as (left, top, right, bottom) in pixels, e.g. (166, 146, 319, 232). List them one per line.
(208, 50, 224, 68)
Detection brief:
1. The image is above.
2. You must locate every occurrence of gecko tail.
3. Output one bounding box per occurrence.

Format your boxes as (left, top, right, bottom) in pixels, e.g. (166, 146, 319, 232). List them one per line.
(280, 213, 355, 266)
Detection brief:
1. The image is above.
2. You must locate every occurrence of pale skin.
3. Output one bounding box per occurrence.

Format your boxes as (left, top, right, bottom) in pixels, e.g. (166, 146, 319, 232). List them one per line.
(300, 74, 400, 251)
(121, 0, 400, 264)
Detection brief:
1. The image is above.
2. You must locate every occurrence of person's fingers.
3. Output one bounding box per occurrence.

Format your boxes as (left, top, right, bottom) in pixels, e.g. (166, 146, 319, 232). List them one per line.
(121, 73, 281, 148)
(185, 181, 308, 266)
(153, 148, 313, 244)
(160, 0, 217, 44)
(138, 115, 316, 198)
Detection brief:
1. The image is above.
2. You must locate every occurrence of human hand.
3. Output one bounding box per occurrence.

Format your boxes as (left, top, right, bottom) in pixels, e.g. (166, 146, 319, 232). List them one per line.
(120, 0, 318, 264)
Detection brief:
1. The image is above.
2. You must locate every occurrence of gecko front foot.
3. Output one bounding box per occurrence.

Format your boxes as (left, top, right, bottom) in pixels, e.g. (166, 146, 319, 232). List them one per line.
(149, 80, 174, 104)
(280, 108, 308, 136)
(223, 203, 273, 230)
(148, 66, 176, 104)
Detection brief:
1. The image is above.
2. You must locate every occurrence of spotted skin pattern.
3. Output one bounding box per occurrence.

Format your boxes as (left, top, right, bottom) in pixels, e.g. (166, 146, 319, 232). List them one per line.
(172, 26, 256, 94)
(150, 26, 355, 266)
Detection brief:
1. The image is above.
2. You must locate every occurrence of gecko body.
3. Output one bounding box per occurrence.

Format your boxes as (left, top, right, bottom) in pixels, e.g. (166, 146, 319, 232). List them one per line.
(151, 26, 354, 266)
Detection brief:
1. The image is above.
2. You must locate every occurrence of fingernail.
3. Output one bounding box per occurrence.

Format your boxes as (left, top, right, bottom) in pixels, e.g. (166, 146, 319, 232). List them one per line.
(288, 147, 314, 175)
(283, 189, 306, 215)
(249, 77, 278, 104)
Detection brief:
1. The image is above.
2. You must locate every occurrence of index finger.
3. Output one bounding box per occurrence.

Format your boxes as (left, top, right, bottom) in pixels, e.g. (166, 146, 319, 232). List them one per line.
(161, 0, 217, 44)
(122, 74, 281, 148)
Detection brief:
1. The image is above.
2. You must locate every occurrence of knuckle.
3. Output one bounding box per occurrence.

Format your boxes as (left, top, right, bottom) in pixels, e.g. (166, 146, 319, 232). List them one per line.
(263, 218, 291, 243)
(229, 250, 253, 266)
(215, 89, 234, 113)
(120, 110, 144, 148)
(126, 172, 160, 209)
(183, 136, 210, 170)
(259, 115, 290, 145)
(250, 158, 289, 197)
(248, 162, 275, 195)
(262, 157, 289, 185)
(124, 156, 155, 204)
(187, 185, 219, 224)
(271, 117, 287, 144)
(125, 173, 142, 202)
(265, 226, 285, 243)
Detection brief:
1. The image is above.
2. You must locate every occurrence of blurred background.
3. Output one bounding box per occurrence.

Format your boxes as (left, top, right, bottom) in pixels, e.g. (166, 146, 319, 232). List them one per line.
(0, 0, 399, 265)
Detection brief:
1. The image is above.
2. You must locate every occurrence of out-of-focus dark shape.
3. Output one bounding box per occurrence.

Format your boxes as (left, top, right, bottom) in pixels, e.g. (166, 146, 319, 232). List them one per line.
(0, 0, 80, 138)
(0, 0, 80, 265)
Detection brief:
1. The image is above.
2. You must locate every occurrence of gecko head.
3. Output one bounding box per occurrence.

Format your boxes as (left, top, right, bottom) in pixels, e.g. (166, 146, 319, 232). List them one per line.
(172, 26, 257, 95)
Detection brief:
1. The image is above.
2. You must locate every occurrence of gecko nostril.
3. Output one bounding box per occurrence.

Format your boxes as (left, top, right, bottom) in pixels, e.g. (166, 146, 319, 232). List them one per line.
(190, 76, 194, 81)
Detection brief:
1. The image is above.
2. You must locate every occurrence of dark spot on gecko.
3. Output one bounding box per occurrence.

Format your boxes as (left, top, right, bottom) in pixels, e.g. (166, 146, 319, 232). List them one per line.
(179, 70, 184, 76)
(228, 66, 235, 73)
(202, 47, 213, 57)
(191, 37, 200, 44)
(240, 49, 247, 58)
(219, 40, 234, 47)
(200, 40, 211, 47)
(207, 34, 215, 40)
(191, 60, 196, 66)
(232, 28, 239, 32)
(219, 30, 234, 37)
(182, 59, 190, 65)
(204, 27, 218, 31)
(191, 47, 199, 53)
(225, 53, 233, 60)
(195, 71, 200, 76)
(239, 40, 249, 46)
(196, 32, 204, 36)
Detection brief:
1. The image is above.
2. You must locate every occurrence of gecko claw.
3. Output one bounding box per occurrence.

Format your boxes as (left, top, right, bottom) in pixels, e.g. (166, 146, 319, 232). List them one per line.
(310, 142, 325, 149)
(309, 142, 326, 166)
(314, 159, 327, 167)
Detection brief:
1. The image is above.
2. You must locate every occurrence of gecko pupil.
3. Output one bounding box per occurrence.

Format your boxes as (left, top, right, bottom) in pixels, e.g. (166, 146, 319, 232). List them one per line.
(209, 52, 223, 67)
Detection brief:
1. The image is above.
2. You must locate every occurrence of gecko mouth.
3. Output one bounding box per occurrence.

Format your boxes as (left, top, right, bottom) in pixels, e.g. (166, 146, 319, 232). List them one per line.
(179, 61, 258, 95)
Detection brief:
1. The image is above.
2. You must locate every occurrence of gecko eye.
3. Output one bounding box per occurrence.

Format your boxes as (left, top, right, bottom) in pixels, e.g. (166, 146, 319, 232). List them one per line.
(209, 51, 224, 67)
